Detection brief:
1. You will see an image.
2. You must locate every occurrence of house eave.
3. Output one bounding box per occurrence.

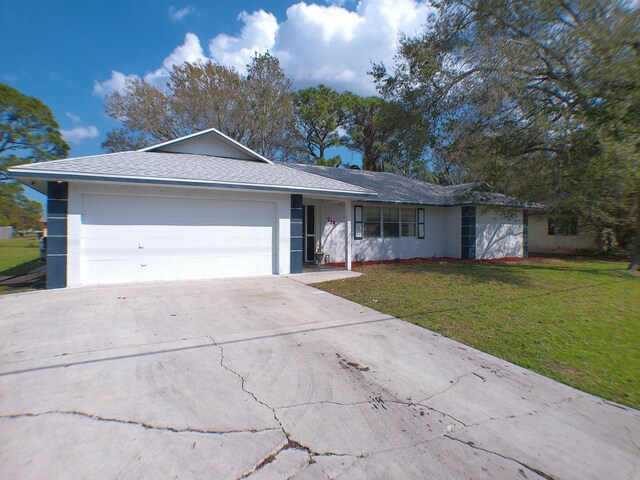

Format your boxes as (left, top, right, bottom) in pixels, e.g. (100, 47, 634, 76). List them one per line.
(9, 170, 377, 198)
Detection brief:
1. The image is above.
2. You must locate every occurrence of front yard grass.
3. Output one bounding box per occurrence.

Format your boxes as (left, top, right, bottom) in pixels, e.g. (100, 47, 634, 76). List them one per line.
(0, 238, 41, 275)
(317, 258, 640, 409)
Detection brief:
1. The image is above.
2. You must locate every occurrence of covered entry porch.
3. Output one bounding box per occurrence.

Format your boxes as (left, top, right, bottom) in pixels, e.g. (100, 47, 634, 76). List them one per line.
(291, 195, 354, 273)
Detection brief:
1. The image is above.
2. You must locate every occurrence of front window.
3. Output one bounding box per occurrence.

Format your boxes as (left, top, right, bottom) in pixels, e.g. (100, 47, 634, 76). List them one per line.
(364, 207, 381, 238)
(401, 208, 417, 237)
(355, 206, 425, 239)
(548, 217, 578, 236)
(382, 207, 400, 237)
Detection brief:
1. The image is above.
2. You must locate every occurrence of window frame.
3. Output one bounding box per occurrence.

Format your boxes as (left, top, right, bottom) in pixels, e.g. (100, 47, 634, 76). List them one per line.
(417, 208, 425, 239)
(354, 205, 363, 240)
(400, 207, 417, 238)
(548, 217, 579, 236)
(353, 205, 425, 240)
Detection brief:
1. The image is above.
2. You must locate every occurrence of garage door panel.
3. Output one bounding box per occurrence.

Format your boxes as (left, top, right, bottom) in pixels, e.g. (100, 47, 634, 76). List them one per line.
(80, 194, 277, 285)
(81, 235, 273, 261)
(81, 224, 274, 239)
(82, 195, 275, 226)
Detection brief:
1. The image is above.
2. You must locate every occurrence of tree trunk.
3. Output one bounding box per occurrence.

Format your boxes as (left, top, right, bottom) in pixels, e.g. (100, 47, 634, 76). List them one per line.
(628, 194, 640, 274)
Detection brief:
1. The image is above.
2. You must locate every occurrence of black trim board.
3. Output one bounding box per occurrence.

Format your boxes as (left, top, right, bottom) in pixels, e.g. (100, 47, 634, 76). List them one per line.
(290, 194, 303, 274)
(46, 181, 68, 288)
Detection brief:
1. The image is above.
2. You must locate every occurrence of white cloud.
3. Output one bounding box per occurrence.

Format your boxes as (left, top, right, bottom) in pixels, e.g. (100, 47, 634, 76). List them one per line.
(144, 32, 207, 85)
(93, 70, 140, 97)
(209, 10, 278, 72)
(94, 1, 436, 97)
(93, 33, 205, 96)
(65, 112, 81, 124)
(169, 5, 196, 22)
(211, 0, 435, 94)
(61, 125, 99, 144)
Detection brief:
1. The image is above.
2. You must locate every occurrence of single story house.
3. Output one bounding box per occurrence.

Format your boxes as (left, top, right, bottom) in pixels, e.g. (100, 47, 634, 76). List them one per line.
(528, 213, 598, 254)
(10, 128, 531, 289)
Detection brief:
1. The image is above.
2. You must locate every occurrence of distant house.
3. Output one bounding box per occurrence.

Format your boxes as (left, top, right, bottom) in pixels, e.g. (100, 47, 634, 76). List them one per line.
(39, 211, 47, 237)
(529, 213, 598, 254)
(0, 226, 13, 240)
(10, 128, 531, 289)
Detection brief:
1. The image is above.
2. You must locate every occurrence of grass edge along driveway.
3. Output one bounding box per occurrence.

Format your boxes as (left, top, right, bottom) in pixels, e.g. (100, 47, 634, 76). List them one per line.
(316, 258, 640, 410)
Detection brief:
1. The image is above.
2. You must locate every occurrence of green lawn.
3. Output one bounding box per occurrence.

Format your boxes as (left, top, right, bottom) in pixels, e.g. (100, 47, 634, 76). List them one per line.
(0, 238, 41, 276)
(317, 259, 640, 409)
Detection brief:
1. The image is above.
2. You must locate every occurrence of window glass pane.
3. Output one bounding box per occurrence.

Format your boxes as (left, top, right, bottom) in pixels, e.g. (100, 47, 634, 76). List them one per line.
(401, 223, 417, 237)
(364, 207, 380, 222)
(354, 206, 362, 222)
(383, 222, 399, 237)
(401, 208, 416, 222)
(400, 208, 416, 237)
(354, 222, 363, 239)
(383, 207, 399, 222)
(418, 223, 425, 238)
(364, 222, 381, 238)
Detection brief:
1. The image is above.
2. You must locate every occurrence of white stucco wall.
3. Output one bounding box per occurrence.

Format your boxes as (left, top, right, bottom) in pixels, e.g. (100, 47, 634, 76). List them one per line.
(313, 202, 463, 263)
(529, 215, 597, 253)
(67, 182, 291, 286)
(475, 208, 524, 259)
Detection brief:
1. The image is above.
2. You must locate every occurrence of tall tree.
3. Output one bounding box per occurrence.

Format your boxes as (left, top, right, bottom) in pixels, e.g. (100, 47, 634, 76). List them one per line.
(245, 52, 295, 160)
(0, 83, 69, 173)
(342, 95, 388, 171)
(102, 53, 295, 161)
(373, 0, 640, 270)
(293, 85, 350, 165)
(0, 84, 65, 228)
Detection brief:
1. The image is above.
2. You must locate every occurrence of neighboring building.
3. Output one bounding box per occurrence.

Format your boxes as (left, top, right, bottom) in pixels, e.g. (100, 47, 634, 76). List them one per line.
(529, 213, 598, 254)
(0, 226, 13, 240)
(39, 211, 47, 237)
(9, 128, 531, 289)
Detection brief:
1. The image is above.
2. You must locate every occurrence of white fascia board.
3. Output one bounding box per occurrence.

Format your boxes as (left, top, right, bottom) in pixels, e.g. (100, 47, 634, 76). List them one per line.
(138, 127, 273, 164)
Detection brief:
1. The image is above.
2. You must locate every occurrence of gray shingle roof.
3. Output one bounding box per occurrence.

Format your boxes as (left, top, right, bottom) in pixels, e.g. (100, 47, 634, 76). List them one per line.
(289, 164, 528, 207)
(10, 150, 529, 207)
(9, 152, 375, 197)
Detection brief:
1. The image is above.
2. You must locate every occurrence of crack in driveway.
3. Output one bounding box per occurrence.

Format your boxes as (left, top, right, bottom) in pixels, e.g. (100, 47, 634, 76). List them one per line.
(444, 435, 557, 480)
(208, 336, 366, 479)
(0, 410, 279, 436)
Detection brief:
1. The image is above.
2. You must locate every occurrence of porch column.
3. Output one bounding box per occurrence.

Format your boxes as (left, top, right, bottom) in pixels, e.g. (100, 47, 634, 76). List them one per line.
(344, 199, 352, 270)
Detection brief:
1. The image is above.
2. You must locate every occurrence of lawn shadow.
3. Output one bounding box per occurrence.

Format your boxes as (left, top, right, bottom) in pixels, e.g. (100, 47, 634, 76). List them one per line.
(1, 259, 42, 277)
(379, 261, 534, 287)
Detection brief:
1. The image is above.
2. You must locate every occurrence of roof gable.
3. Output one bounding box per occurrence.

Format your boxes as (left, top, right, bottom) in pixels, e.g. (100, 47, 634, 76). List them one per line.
(140, 128, 272, 164)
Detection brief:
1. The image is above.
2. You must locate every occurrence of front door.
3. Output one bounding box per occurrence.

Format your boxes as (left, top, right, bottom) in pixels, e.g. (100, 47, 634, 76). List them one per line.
(303, 205, 315, 263)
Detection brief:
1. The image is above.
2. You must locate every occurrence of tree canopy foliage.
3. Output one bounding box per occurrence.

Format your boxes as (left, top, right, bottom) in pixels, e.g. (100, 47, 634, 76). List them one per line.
(0, 83, 69, 173)
(372, 0, 639, 265)
(0, 84, 64, 229)
(103, 53, 295, 161)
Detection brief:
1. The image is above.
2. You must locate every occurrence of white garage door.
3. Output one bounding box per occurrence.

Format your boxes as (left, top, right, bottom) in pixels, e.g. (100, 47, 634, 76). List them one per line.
(80, 193, 276, 285)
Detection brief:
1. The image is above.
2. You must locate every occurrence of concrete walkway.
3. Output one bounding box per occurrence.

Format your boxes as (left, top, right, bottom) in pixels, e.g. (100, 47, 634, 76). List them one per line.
(0, 276, 638, 479)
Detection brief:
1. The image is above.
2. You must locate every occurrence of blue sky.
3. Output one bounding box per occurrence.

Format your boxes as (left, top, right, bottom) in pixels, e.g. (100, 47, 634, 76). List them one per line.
(1, 0, 434, 203)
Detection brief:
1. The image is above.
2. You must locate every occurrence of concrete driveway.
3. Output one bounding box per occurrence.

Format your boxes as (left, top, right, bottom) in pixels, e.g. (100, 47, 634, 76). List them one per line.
(1, 275, 638, 479)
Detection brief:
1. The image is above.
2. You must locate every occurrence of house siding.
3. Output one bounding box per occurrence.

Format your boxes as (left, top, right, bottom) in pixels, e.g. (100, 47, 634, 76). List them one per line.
(475, 208, 524, 259)
(318, 203, 463, 263)
(528, 214, 598, 253)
